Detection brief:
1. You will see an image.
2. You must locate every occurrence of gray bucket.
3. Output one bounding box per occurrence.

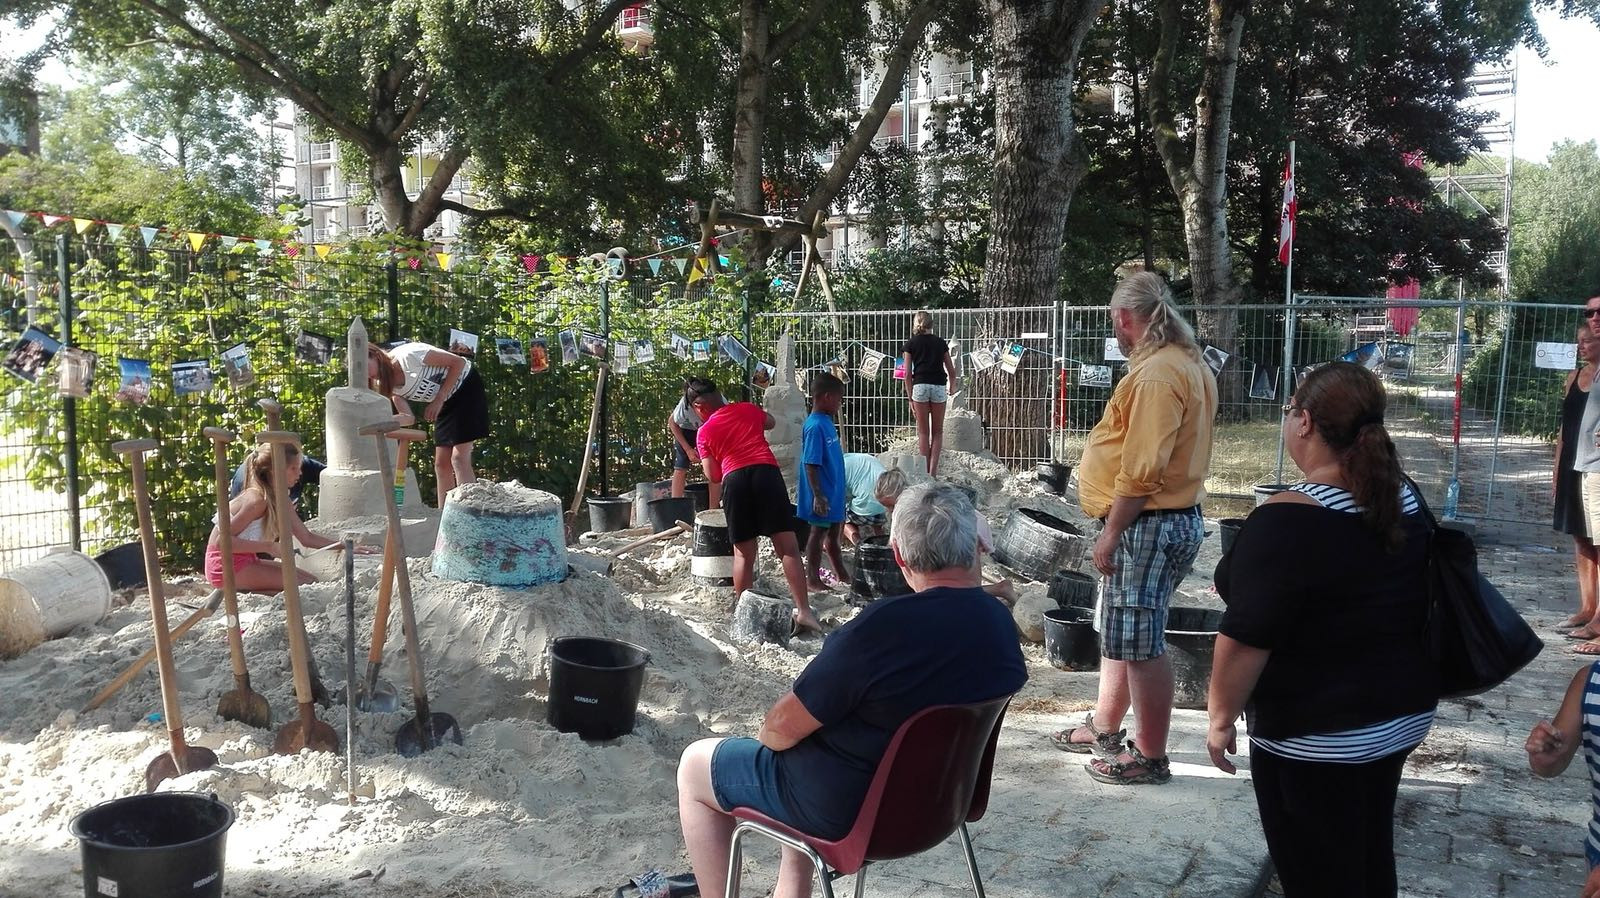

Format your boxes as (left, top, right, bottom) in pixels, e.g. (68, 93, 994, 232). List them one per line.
(1166, 607, 1223, 709)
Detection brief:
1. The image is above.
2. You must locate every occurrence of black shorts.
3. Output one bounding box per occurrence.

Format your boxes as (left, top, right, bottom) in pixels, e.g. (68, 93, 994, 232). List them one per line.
(674, 428, 699, 470)
(722, 464, 796, 544)
(435, 367, 490, 447)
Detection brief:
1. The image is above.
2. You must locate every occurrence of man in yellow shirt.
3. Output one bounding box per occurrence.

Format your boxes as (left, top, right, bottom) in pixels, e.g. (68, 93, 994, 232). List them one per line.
(1052, 271, 1217, 785)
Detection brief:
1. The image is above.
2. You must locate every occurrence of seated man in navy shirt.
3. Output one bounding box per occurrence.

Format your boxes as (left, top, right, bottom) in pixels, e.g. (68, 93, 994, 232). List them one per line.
(675, 482, 1027, 898)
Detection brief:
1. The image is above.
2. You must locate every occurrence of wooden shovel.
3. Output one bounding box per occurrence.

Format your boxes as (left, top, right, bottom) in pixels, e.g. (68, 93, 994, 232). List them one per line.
(354, 428, 422, 713)
(80, 588, 220, 714)
(260, 430, 339, 756)
(610, 520, 692, 558)
(207, 426, 272, 729)
(113, 438, 219, 791)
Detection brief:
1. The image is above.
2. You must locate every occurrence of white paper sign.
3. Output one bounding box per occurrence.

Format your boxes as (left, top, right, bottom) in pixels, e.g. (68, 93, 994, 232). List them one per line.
(1104, 337, 1126, 362)
(1535, 341, 1578, 370)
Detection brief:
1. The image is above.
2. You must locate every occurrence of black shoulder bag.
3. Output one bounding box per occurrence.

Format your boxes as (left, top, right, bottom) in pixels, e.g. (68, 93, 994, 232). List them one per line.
(1404, 474, 1543, 698)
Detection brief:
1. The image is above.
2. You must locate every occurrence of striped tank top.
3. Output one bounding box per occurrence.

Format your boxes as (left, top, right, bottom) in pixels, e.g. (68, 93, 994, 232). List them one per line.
(1249, 481, 1436, 764)
(1582, 660, 1600, 867)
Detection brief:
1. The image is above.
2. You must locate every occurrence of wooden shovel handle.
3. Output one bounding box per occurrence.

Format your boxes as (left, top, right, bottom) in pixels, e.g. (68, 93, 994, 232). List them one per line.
(123, 443, 192, 762)
(209, 430, 249, 683)
(367, 524, 396, 666)
(81, 590, 220, 713)
(269, 438, 316, 709)
(258, 398, 283, 429)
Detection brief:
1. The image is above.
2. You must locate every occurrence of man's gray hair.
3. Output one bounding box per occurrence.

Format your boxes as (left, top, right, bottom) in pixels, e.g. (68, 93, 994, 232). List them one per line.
(1111, 271, 1200, 362)
(889, 482, 978, 573)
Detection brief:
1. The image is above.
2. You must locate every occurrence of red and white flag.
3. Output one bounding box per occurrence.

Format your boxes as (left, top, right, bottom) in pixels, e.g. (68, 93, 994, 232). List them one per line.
(1277, 154, 1296, 265)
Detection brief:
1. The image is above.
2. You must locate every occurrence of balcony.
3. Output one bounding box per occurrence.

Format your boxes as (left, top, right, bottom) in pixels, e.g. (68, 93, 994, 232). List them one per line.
(308, 142, 333, 162)
(870, 134, 918, 152)
(935, 71, 977, 98)
(616, 4, 654, 50)
(311, 184, 335, 199)
(345, 224, 370, 238)
(311, 227, 334, 242)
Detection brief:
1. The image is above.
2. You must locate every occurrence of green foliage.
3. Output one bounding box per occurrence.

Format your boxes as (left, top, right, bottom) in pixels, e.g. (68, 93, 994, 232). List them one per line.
(1511, 141, 1600, 302)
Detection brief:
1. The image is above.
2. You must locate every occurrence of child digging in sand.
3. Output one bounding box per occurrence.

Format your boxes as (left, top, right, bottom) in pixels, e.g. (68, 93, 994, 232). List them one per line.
(798, 372, 849, 590)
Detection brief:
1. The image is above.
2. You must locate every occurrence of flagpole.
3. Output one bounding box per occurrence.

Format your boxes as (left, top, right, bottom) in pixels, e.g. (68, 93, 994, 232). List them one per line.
(1274, 139, 1296, 484)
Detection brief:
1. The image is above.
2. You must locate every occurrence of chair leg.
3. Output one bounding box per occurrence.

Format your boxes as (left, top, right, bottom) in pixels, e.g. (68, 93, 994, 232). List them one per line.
(727, 820, 834, 898)
(853, 865, 867, 898)
(725, 826, 746, 898)
(957, 822, 985, 898)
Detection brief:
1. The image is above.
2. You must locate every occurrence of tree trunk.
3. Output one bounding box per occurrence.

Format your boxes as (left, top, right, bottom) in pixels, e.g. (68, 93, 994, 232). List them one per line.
(732, 0, 773, 220)
(976, 0, 1108, 464)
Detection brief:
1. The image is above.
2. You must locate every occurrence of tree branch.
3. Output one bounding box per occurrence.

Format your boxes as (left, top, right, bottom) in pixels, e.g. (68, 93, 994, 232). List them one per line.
(1146, 0, 1194, 197)
(544, 0, 636, 85)
(770, 0, 835, 61)
(407, 144, 471, 232)
(435, 198, 543, 224)
(390, 78, 431, 142)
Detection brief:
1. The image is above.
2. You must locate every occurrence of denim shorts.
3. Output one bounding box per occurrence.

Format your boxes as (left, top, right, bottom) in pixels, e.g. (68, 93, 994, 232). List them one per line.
(1094, 508, 1203, 661)
(673, 428, 698, 470)
(710, 737, 792, 822)
(911, 383, 948, 403)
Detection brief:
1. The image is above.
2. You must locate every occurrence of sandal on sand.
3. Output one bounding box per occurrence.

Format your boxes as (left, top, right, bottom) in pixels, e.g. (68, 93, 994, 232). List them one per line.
(613, 869, 698, 898)
(1049, 713, 1126, 759)
(1086, 742, 1171, 785)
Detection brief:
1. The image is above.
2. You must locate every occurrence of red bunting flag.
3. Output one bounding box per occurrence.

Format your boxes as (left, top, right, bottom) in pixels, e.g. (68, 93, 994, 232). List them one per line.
(521, 254, 540, 273)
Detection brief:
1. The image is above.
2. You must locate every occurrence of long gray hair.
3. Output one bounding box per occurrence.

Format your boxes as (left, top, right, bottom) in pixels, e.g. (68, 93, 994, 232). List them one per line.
(1111, 271, 1200, 363)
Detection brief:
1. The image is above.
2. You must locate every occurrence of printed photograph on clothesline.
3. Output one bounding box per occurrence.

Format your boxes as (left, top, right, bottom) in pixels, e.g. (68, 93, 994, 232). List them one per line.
(691, 339, 711, 362)
(670, 332, 692, 360)
(449, 328, 479, 358)
(949, 341, 962, 376)
(826, 363, 851, 384)
(859, 350, 886, 380)
(1201, 344, 1230, 377)
(1000, 343, 1025, 375)
(558, 330, 580, 364)
(752, 362, 776, 389)
(579, 331, 608, 359)
(719, 334, 752, 366)
(529, 338, 550, 373)
(56, 347, 97, 399)
(295, 329, 334, 365)
(115, 357, 152, 405)
(893, 358, 907, 380)
(495, 337, 526, 366)
(172, 359, 214, 396)
(633, 339, 656, 365)
(1079, 364, 1113, 389)
(612, 341, 630, 374)
(220, 341, 255, 389)
(1103, 336, 1127, 362)
(1296, 363, 1322, 387)
(1339, 341, 1382, 371)
(970, 348, 997, 372)
(2, 326, 61, 384)
(1249, 364, 1278, 401)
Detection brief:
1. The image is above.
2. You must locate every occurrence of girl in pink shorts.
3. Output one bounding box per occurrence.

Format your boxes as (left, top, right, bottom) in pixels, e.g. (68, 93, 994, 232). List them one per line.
(204, 443, 361, 590)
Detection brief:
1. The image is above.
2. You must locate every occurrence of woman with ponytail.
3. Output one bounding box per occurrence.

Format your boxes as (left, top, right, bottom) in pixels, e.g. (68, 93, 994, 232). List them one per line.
(1206, 362, 1437, 898)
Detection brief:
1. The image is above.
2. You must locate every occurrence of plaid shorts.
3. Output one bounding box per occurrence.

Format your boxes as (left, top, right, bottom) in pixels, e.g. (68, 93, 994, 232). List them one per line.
(1094, 508, 1204, 661)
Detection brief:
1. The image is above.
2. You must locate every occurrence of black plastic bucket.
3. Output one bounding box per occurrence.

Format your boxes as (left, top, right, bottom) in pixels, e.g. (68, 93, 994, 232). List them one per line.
(1218, 518, 1245, 555)
(1166, 607, 1223, 710)
(646, 497, 696, 533)
(71, 792, 234, 898)
(692, 510, 734, 586)
(1043, 607, 1100, 672)
(547, 636, 650, 740)
(94, 542, 147, 590)
(1035, 462, 1072, 495)
(853, 536, 909, 600)
(684, 482, 712, 513)
(587, 497, 632, 533)
(1047, 570, 1097, 610)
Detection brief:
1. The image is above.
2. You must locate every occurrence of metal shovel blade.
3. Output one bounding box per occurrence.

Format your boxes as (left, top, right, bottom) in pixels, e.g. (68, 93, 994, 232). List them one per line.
(273, 707, 341, 755)
(394, 712, 463, 758)
(144, 746, 219, 793)
(217, 686, 273, 729)
(353, 678, 401, 713)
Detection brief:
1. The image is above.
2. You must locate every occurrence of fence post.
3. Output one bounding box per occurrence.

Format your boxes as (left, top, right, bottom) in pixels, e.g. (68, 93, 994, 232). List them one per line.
(385, 259, 399, 343)
(599, 278, 610, 497)
(741, 287, 753, 402)
(57, 233, 81, 552)
(1483, 304, 1515, 517)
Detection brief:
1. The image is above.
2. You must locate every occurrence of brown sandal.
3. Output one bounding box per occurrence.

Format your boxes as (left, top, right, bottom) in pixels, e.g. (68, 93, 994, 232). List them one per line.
(1086, 742, 1171, 785)
(1049, 713, 1125, 759)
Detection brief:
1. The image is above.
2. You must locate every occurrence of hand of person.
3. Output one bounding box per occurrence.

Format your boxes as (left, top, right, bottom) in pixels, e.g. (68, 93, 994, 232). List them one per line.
(812, 496, 828, 518)
(1092, 528, 1120, 576)
(687, 448, 700, 465)
(424, 398, 444, 423)
(1207, 719, 1238, 775)
(1525, 719, 1566, 765)
(1583, 864, 1600, 898)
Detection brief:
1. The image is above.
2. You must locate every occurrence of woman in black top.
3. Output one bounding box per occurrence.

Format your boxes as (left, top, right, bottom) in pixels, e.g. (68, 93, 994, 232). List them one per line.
(1555, 324, 1600, 636)
(1207, 362, 1438, 898)
(900, 311, 958, 477)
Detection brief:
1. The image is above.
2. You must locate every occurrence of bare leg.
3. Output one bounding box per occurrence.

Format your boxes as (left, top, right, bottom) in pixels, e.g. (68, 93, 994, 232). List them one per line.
(671, 467, 688, 498)
(824, 524, 849, 583)
(1576, 537, 1600, 626)
(450, 442, 476, 489)
(842, 521, 859, 546)
(1094, 657, 1132, 735)
(1124, 654, 1174, 758)
(709, 481, 722, 510)
(677, 739, 733, 898)
(773, 848, 817, 898)
(769, 530, 818, 629)
(732, 540, 758, 595)
(234, 559, 311, 592)
(928, 399, 948, 477)
(434, 445, 456, 506)
(910, 399, 931, 472)
(805, 527, 827, 588)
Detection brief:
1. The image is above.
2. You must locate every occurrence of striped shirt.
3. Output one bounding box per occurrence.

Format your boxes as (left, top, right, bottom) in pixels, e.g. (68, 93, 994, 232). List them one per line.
(1582, 660, 1600, 866)
(1249, 481, 1433, 764)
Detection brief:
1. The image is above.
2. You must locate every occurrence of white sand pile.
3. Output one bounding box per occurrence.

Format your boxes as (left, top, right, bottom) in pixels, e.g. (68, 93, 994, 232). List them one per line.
(450, 479, 559, 514)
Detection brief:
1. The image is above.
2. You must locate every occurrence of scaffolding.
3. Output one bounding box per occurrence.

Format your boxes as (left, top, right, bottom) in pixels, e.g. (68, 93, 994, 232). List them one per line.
(1432, 58, 1518, 297)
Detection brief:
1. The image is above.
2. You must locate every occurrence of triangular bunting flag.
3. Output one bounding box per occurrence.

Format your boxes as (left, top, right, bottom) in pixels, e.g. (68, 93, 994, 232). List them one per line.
(673, 258, 687, 274)
(139, 227, 159, 247)
(254, 239, 272, 253)
(718, 255, 729, 268)
(687, 257, 706, 284)
(73, 218, 95, 235)
(436, 252, 452, 271)
(187, 232, 207, 253)
(407, 256, 421, 270)
(104, 223, 125, 241)
(647, 258, 662, 276)
(284, 243, 300, 258)
(220, 236, 239, 249)
(2, 210, 24, 229)
(521, 254, 540, 273)
(41, 214, 67, 228)
(314, 243, 332, 260)
(605, 257, 622, 275)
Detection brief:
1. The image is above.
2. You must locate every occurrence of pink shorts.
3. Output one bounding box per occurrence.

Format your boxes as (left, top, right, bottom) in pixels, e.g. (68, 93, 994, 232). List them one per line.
(205, 544, 259, 587)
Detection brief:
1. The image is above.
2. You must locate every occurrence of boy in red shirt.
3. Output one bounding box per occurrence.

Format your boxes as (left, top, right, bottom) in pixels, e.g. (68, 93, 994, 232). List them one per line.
(690, 377, 821, 635)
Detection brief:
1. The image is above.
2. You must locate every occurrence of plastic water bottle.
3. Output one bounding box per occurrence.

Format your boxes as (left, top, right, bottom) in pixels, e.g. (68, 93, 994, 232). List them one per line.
(1443, 479, 1460, 519)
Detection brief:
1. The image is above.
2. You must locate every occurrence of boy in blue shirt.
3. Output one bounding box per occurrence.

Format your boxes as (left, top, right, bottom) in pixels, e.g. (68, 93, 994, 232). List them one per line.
(798, 372, 848, 589)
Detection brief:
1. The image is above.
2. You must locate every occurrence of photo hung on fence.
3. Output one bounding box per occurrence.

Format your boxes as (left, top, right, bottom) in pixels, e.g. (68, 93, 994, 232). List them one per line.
(116, 357, 153, 405)
(1339, 341, 1382, 371)
(752, 361, 776, 389)
(579, 330, 608, 359)
(56, 347, 97, 399)
(1104, 336, 1127, 362)
(1249, 363, 1279, 401)
(1000, 343, 1025, 375)
(449, 328, 480, 358)
(670, 332, 692, 360)
(1534, 341, 1577, 371)
(558, 330, 579, 364)
(221, 341, 255, 389)
(295, 329, 335, 365)
(2, 326, 62, 384)
(633, 339, 656, 365)
(1201, 344, 1230, 378)
(826, 362, 851, 384)
(970, 347, 997, 372)
(529, 338, 550, 373)
(1079, 363, 1113, 389)
(893, 357, 907, 379)
(859, 349, 886, 380)
(691, 338, 711, 361)
(612, 341, 630, 374)
(719, 334, 752, 366)
(495, 337, 526, 366)
(172, 359, 214, 396)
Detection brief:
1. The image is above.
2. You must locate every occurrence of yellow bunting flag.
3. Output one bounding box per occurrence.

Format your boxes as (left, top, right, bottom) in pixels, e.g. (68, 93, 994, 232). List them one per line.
(187, 232, 207, 253)
(687, 256, 706, 284)
(314, 243, 333, 260)
(73, 218, 95, 235)
(436, 252, 452, 271)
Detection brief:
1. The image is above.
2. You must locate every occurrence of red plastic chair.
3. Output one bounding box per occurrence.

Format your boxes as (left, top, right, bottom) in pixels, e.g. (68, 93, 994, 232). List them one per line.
(724, 693, 1014, 898)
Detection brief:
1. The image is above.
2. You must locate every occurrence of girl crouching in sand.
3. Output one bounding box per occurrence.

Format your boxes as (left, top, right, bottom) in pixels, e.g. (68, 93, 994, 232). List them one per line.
(204, 443, 363, 590)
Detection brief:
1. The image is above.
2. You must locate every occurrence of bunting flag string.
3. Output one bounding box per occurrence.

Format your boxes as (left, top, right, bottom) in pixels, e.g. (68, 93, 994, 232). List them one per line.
(314, 244, 333, 261)
(73, 218, 95, 235)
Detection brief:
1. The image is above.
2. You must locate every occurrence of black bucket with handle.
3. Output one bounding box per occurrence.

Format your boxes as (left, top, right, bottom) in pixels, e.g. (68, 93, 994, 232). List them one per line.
(547, 637, 650, 740)
(684, 482, 712, 512)
(587, 497, 632, 533)
(1047, 570, 1097, 610)
(71, 791, 234, 898)
(1043, 607, 1100, 672)
(853, 536, 909, 600)
(646, 497, 696, 533)
(1166, 607, 1224, 709)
